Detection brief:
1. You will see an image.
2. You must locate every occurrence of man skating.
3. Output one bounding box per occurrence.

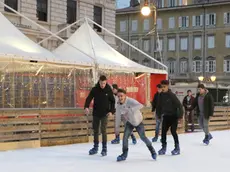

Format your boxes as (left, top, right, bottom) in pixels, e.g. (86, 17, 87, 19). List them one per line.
(192, 84, 214, 145)
(84, 75, 115, 156)
(157, 80, 183, 156)
(111, 84, 137, 145)
(182, 90, 195, 132)
(116, 89, 157, 162)
(151, 84, 162, 142)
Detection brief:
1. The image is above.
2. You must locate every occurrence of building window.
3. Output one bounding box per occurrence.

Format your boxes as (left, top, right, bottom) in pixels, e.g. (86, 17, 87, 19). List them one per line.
(206, 13, 216, 26)
(224, 59, 230, 72)
(194, 36, 201, 50)
(168, 38, 175, 51)
(179, 16, 189, 28)
(169, 17, 175, 29)
(131, 40, 138, 52)
(4, 0, 18, 13)
(157, 0, 164, 8)
(156, 39, 163, 51)
(131, 20, 138, 31)
(37, 0, 48, 22)
(179, 0, 187, 6)
(192, 15, 203, 27)
(180, 37, 188, 51)
(93, 6, 102, 32)
(143, 19, 149, 31)
(67, 0, 77, 24)
(208, 35, 215, 49)
(168, 0, 176, 7)
(143, 40, 150, 52)
(180, 60, 188, 73)
(142, 58, 150, 67)
(192, 60, 202, 73)
(224, 12, 230, 24)
(120, 21, 126, 32)
(167, 59, 176, 74)
(157, 18, 162, 30)
(205, 60, 216, 73)
(225, 34, 230, 48)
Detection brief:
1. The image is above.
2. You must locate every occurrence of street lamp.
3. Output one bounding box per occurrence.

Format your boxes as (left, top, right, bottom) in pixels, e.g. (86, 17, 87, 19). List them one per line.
(141, 3, 151, 16)
(210, 75, 216, 82)
(198, 76, 204, 82)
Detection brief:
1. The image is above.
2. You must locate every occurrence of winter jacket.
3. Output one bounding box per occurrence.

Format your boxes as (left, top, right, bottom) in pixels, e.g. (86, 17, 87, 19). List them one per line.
(84, 82, 115, 117)
(157, 90, 183, 119)
(116, 97, 144, 127)
(192, 90, 214, 119)
(182, 95, 195, 111)
(151, 92, 160, 117)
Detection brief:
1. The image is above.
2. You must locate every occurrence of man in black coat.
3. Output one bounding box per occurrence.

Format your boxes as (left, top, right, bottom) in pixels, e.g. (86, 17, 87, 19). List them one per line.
(182, 90, 195, 132)
(84, 75, 115, 156)
(157, 80, 183, 156)
(151, 84, 162, 142)
(192, 84, 214, 145)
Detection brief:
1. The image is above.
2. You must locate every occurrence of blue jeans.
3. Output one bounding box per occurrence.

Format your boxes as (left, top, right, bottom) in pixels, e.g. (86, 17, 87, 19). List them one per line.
(155, 115, 162, 137)
(198, 114, 210, 135)
(123, 122, 152, 152)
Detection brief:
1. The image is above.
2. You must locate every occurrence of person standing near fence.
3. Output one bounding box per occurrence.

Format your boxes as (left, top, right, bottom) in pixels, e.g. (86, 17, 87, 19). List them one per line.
(157, 80, 183, 156)
(183, 90, 195, 132)
(116, 89, 157, 162)
(84, 75, 115, 156)
(192, 84, 214, 145)
(111, 84, 137, 144)
(151, 84, 162, 142)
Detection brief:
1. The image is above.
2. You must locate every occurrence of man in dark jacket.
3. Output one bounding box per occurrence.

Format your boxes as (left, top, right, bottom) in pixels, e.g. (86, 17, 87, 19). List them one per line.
(182, 90, 195, 132)
(151, 84, 162, 142)
(157, 80, 183, 156)
(192, 84, 214, 145)
(84, 75, 115, 156)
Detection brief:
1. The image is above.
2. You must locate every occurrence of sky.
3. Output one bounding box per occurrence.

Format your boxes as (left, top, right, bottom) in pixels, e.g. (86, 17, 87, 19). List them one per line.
(116, 0, 130, 9)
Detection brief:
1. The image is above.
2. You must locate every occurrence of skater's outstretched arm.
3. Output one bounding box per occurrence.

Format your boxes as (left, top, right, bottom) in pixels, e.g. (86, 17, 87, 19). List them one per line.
(108, 89, 116, 114)
(84, 88, 95, 109)
(170, 93, 184, 118)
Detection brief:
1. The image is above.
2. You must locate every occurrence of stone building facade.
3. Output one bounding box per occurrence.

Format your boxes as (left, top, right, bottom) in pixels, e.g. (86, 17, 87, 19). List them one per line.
(116, 0, 230, 83)
(0, 0, 116, 50)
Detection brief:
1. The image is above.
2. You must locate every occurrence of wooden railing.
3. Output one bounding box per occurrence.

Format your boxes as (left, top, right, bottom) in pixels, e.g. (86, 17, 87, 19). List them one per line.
(0, 107, 229, 151)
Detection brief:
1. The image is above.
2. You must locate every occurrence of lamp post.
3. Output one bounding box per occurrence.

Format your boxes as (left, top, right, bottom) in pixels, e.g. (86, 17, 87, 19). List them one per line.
(141, 0, 157, 65)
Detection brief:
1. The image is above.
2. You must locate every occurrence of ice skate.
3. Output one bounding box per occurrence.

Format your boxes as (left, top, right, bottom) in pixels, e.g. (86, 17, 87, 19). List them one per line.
(89, 146, 98, 155)
(171, 144, 180, 155)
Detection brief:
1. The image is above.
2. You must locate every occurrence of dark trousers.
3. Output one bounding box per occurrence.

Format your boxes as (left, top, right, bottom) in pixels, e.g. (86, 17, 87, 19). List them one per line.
(161, 115, 179, 146)
(123, 122, 152, 152)
(93, 116, 108, 148)
(185, 110, 194, 131)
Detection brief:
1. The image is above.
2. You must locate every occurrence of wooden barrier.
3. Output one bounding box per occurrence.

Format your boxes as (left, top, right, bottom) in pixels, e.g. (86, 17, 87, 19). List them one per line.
(40, 109, 88, 146)
(0, 110, 40, 151)
(0, 107, 229, 151)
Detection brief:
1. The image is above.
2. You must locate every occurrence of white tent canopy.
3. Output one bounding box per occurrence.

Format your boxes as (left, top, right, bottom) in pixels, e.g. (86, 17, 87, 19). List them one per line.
(54, 20, 167, 74)
(0, 12, 57, 63)
(0, 12, 93, 67)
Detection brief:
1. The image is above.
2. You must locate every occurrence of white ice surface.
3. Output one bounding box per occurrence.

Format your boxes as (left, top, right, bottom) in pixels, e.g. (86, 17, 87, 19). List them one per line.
(0, 130, 230, 172)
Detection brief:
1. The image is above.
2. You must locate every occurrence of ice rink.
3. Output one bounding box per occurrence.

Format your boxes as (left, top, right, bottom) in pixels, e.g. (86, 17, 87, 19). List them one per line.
(0, 130, 229, 172)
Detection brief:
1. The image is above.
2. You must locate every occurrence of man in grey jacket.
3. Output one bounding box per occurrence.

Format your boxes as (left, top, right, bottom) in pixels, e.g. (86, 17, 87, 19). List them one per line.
(116, 89, 157, 162)
(111, 84, 137, 145)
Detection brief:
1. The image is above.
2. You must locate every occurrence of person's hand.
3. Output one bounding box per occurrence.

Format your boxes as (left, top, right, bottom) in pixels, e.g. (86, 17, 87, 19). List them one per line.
(107, 112, 112, 117)
(85, 108, 90, 115)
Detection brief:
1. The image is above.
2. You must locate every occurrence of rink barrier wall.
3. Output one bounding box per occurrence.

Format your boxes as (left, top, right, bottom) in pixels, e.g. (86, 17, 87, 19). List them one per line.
(0, 107, 229, 150)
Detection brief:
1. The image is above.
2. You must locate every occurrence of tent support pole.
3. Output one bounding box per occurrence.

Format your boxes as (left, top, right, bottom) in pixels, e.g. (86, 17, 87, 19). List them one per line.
(86, 17, 168, 71)
(38, 18, 84, 45)
(85, 18, 98, 84)
(0, 1, 95, 61)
